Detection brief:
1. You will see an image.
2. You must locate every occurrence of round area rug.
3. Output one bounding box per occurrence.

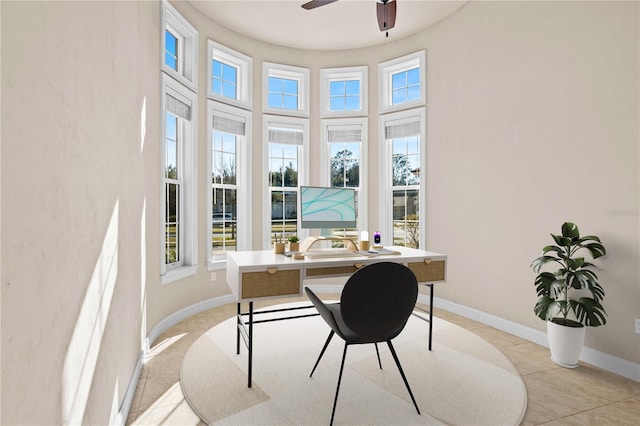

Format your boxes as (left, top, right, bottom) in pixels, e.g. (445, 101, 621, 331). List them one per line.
(180, 302, 527, 425)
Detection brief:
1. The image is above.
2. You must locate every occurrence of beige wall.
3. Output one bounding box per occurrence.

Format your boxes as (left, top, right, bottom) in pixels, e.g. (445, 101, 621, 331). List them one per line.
(0, 0, 637, 424)
(1, 1, 160, 424)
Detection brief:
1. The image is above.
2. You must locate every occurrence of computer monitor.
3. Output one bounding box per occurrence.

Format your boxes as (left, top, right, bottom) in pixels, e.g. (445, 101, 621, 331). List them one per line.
(300, 186, 357, 229)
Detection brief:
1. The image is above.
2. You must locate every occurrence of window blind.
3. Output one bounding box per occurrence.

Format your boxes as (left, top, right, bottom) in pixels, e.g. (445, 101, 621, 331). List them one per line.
(268, 124, 304, 145)
(327, 125, 362, 143)
(166, 94, 191, 120)
(212, 115, 246, 136)
(384, 118, 420, 139)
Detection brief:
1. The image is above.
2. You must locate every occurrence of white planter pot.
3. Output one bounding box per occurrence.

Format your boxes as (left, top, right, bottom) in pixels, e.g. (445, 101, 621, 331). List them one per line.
(547, 320, 585, 368)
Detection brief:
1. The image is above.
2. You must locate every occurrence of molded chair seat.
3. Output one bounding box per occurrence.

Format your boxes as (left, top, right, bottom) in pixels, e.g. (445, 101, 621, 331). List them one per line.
(305, 261, 420, 425)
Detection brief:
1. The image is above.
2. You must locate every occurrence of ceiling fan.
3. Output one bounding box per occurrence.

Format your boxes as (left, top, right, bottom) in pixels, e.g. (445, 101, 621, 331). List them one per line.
(301, 0, 397, 36)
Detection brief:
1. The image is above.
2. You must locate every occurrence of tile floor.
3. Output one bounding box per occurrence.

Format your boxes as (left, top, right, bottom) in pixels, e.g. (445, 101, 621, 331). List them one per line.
(127, 296, 640, 425)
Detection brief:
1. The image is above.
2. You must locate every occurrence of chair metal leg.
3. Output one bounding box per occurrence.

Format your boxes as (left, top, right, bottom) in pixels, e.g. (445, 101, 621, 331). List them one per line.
(310, 330, 335, 377)
(386, 340, 420, 415)
(330, 342, 349, 426)
(374, 343, 382, 369)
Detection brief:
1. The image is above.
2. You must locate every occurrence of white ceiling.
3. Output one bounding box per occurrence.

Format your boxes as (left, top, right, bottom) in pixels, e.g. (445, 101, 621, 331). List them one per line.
(189, 0, 466, 51)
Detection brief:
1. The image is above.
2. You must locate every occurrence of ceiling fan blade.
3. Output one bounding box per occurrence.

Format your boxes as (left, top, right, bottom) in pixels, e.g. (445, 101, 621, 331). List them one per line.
(301, 0, 339, 10)
(377, 0, 397, 31)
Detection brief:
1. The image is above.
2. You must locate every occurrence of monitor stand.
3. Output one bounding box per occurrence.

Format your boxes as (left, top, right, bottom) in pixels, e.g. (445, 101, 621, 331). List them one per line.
(299, 236, 358, 253)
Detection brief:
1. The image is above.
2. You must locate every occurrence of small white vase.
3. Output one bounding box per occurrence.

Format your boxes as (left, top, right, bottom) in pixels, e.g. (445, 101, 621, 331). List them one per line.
(547, 320, 585, 368)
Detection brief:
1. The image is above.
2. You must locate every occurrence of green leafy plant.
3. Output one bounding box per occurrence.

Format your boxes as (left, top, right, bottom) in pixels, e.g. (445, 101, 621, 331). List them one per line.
(530, 222, 607, 327)
(288, 235, 300, 243)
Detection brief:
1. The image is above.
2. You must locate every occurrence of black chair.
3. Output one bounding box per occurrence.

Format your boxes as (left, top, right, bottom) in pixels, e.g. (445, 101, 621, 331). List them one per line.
(305, 262, 420, 425)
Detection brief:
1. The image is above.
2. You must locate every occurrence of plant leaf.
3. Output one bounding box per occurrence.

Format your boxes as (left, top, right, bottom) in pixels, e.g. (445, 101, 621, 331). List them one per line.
(562, 222, 580, 239)
(571, 297, 607, 327)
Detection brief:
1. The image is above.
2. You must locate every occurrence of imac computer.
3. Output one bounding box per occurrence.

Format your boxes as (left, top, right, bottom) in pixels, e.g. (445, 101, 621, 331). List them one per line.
(299, 186, 359, 257)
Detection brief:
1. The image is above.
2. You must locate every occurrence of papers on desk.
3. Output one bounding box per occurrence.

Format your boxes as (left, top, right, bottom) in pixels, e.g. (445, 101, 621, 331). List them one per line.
(358, 248, 402, 256)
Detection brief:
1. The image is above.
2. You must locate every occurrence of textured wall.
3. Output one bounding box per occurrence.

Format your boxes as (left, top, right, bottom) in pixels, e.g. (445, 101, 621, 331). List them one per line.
(1, 1, 160, 423)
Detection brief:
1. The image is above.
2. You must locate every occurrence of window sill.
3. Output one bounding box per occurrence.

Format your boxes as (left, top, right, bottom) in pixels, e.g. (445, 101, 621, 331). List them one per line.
(162, 265, 198, 285)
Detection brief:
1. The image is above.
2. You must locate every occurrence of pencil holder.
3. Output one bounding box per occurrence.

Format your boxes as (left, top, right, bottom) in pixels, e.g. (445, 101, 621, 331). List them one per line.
(274, 243, 285, 254)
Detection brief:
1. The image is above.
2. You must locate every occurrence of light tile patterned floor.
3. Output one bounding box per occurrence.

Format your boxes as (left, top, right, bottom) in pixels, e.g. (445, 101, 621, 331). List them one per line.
(127, 296, 640, 425)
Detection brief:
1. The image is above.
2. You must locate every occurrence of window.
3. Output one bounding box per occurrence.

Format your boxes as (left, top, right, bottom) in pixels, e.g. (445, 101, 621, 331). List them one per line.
(165, 29, 179, 72)
(263, 62, 309, 117)
(264, 116, 309, 247)
(379, 50, 425, 113)
(321, 118, 368, 235)
(163, 1, 198, 90)
(161, 75, 198, 282)
(379, 109, 425, 248)
(268, 77, 298, 110)
(320, 66, 367, 117)
(207, 102, 251, 262)
(392, 67, 420, 105)
(208, 40, 252, 109)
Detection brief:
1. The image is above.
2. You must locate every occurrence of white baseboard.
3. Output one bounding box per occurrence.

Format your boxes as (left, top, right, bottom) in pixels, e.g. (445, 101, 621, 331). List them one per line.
(117, 294, 236, 425)
(429, 295, 640, 383)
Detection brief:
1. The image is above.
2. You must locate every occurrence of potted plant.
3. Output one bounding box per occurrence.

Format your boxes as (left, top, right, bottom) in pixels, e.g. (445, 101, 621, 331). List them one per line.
(288, 235, 300, 252)
(530, 222, 606, 368)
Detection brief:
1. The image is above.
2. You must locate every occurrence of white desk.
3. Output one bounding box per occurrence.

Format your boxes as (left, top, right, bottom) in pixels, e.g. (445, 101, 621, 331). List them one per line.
(227, 246, 447, 387)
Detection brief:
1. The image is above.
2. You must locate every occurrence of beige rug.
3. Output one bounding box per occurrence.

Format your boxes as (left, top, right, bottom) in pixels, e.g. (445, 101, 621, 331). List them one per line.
(181, 302, 527, 425)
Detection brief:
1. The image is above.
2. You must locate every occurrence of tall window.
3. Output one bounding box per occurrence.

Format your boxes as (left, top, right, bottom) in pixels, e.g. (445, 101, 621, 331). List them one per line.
(263, 62, 309, 117)
(162, 75, 198, 281)
(379, 50, 425, 114)
(164, 112, 181, 264)
(380, 110, 424, 249)
(208, 104, 251, 262)
(208, 40, 252, 109)
(264, 116, 308, 245)
(322, 118, 368, 237)
(321, 66, 367, 117)
(163, 2, 198, 90)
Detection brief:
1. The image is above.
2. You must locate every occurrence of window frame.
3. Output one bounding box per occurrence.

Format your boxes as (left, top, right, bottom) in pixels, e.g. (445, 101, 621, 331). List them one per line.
(378, 108, 426, 248)
(378, 50, 425, 114)
(262, 115, 309, 248)
(320, 117, 368, 235)
(162, 0, 198, 91)
(207, 40, 253, 110)
(161, 74, 198, 283)
(263, 62, 310, 117)
(320, 66, 368, 117)
(206, 101, 252, 266)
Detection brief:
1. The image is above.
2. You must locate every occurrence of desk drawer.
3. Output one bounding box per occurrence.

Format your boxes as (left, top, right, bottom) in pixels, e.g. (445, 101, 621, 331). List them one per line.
(306, 264, 362, 278)
(241, 269, 300, 299)
(408, 260, 445, 282)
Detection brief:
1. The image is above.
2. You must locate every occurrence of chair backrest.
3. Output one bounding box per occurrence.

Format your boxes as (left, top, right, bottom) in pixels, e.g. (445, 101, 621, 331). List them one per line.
(340, 262, 418, 342)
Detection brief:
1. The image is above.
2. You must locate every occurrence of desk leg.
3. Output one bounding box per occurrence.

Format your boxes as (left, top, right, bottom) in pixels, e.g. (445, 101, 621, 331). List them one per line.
(248, 301, 253, 388)
(236, 303, 241, 355)
(428, 283, 434, 351)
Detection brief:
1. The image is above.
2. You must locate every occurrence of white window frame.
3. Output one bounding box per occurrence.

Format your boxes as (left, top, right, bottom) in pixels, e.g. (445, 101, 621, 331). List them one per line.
(378, 108, 426, 248)
(320, 66, 368, 117)
(379, 50, 425, 114)
(162, 1, 198, 91)
(207, 40, 253, 110)
(263, 62, 310, 117)
(207, 101, 252, 266)
(262, 115, 309, 248)
(161, 74, 198, 284)
(320, 118, 368, 234)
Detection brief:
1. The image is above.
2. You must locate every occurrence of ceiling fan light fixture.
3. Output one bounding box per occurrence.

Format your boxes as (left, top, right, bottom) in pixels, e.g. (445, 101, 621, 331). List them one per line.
(377, 0, 397, 35)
